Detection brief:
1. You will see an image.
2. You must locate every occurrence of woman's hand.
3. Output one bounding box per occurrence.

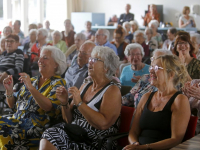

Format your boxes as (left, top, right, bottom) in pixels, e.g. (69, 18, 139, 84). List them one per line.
(18, 73, 33, 90)
(3, 75, 14, 94)
(56, 86, 68, 104)
(178, 50, 185, 65)
(68, 86, 82, 105)
(185, 83, 200, 99)
(123, 142, 140, 150)
(131, 74, 141, 83)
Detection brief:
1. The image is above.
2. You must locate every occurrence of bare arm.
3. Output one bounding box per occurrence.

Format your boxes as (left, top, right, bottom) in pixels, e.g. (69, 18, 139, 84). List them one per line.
(179, 19, 190, 28)
(69, 85, 121, 130)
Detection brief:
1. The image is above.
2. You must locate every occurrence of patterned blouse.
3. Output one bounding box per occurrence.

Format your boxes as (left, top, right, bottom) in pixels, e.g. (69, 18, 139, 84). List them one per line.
(187, 58, 200, 79)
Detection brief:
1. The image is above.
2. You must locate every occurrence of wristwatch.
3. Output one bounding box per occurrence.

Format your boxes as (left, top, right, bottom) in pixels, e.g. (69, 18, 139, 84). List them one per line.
(77, 101, 83, 108)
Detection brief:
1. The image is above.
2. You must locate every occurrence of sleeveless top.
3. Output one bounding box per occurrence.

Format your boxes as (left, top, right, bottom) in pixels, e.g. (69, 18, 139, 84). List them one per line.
(71, 81, 120, 149)
(139, 91, 181, 145)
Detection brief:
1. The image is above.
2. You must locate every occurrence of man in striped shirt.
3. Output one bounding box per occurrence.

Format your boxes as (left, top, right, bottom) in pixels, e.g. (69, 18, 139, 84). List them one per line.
(0, 34, 24, 89)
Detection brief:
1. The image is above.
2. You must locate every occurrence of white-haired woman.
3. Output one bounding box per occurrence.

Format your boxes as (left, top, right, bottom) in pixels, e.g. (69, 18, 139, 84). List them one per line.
(120, 43, 150, 87)
(81, 21, 96, 41)
(190, 33, 200, 60)
(48, 30, 67, 54)
(1, 46, 67, 149)
(148, 20, 163, 48)
(2, 26, 12, 38)
(130, 20, 139, 36)
(145, 27, 158, 52)
(40, 46, 121, 149)
(31, 28, 52, 63)
(123, 21, 133, 43)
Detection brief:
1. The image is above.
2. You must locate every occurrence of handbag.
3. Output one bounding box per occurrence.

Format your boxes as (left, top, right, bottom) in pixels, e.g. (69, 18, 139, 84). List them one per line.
(63, 123, 92, 145)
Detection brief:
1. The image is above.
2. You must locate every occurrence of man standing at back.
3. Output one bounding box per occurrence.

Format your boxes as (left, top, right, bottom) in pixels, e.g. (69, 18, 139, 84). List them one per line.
(64, 41, 95, 89)
(95, 29, 118, 55)
(13, 20, 24, 45)
(118, 4, 134, 25)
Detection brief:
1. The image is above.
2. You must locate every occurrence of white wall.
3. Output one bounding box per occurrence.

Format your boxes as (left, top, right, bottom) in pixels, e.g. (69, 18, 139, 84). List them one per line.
(82, 0, 200, 28)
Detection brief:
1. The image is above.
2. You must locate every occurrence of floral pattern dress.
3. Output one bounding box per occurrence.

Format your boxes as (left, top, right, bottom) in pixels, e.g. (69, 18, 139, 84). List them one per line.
(0, 75, 66, 150)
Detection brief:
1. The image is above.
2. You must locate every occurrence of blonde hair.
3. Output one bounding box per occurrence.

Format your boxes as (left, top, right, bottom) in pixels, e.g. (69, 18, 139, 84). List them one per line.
(156, 55, 188, 88)
(182, 6, 190, 15)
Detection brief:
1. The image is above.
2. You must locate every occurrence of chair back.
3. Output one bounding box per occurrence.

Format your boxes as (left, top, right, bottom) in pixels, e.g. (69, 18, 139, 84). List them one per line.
(182, 115, 198, 142)
(118, 106, 135, 147)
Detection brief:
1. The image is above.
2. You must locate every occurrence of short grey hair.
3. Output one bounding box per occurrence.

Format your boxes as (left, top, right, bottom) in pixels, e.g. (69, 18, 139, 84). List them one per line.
(100, 29, 110, 40)
(190, 33, 200, 44)
(123, 21, 131, 29)
(145, 27, 153, 35)
(152, 49, 173, 57)
(134, 30, 146, 41)
(148, 20, 159, 28)
(41, 46, 67, 75)
(29, 29, 37, 36)
(124, 43, 145, 57)
(74, 33, 86, 41)
(51, 30, 63, 40)
(130, 20, 139, 30)
(38, 28, 48, 38)
(91, 46, 119, 80)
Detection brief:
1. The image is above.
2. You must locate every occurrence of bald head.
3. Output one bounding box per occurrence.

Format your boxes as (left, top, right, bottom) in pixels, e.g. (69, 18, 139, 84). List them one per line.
(77, 41, 96, 68)
(125, 4, 131, 13)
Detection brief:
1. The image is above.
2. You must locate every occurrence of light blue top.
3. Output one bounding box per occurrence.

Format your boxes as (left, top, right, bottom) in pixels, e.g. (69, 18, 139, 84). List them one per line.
(120, 64, 150, 87)
(96, 41, 118, 55)
(179, 15, 194, 28)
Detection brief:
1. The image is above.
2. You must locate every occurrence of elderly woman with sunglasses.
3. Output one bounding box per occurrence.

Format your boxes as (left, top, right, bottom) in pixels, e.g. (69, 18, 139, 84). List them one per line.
(173, 31, 200, 80)
(123, 54, 190, 150)
(40, 46, 121, 150)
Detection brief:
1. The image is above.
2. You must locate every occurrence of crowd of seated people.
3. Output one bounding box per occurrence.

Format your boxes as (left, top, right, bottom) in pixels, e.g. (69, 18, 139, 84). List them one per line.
(0, 3, 200, 149)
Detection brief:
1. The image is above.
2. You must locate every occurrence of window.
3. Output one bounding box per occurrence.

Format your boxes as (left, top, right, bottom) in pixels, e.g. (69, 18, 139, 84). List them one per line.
(0, 0, 3, 18)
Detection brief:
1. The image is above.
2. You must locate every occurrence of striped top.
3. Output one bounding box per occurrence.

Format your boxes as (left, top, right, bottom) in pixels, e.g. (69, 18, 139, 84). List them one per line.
(0, 49, 24, 83)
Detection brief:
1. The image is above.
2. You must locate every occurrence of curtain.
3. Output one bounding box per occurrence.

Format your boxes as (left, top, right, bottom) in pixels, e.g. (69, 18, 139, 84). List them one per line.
(67, 0, 82, 19)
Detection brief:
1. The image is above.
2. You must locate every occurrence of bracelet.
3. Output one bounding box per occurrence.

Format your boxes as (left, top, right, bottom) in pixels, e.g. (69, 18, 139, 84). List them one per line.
(76, 101, 83, 108)
(146, 144, 152, 150)
(4, 92, 14, 98)
(60, 102, 69, 106)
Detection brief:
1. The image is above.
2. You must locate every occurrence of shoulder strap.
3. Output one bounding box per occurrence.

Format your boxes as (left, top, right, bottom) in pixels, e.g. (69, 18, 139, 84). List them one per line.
(164, 91, 182, 110)
(145, 91, 156, 107)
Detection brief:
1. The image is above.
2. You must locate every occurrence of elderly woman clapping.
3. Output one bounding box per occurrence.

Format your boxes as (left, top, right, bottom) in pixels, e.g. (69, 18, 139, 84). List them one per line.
(40, 46, 121, 149)
(48, 30, 67, 54)
(1, 46, 67, 148)
(120, 43, 150, 87)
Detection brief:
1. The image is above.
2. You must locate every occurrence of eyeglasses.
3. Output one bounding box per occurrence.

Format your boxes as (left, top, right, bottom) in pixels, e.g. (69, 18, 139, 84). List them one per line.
(89, 57, 104, 63)
(5, 39, 15, 44)
(177, 42, 188, 46)
(78, 51, 90, 55)
(149, 65, 164, 72)
(129, 53, 142, 57)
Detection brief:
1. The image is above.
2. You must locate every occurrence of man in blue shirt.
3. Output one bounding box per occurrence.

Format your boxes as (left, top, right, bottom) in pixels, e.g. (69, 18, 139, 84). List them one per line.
(95, 29, 118, 55)
(118, 4, 134, 25)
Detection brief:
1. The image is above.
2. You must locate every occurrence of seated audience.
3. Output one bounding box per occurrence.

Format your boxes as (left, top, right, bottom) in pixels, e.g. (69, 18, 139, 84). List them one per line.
(13, 20, 24, 45)
(130, 20, 139, 36)
(111, 26, 128, 61)
(122, 49, 172, 108)
(162, 28, 177, 50)
(173, 31, 200, 79)
(22, 23, 37, 46)
(81, 21, 96, 41)
(134, 30, 150, 63)
(107, 14, 118, 26)
(40, 46, 121, 150)
(142, 4, 160, 26)
(37, 23, 43, 29)
(0, 46, 67, 149)
(145, 27, 158, 54)
(0, 34, 24, 86)
(179, 6, 196, 28)
(120, 43, 150, 87)
(190, 33, 200, 60)
(95, 29, 118, 55)
(123, 21, 133, 43)
(48, 30, 67, 54)
(2, 26, 12, 38)
(148, 20, 163, 48)
(118, 4, 134, 25)
(64, 41, 95, 89)
(31, 28, 51, 63)
(183, 79, 200, 134)
(65, 33, 86, 67)
(61, 19, 76, 48)
(44, 20, 54, 42)
(0, 38, 6, 55)
(123, 55, 190, 150)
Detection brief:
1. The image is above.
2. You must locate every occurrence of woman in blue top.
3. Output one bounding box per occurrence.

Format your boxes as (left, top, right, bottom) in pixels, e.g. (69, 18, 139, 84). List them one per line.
(120, 43, 150, 87)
